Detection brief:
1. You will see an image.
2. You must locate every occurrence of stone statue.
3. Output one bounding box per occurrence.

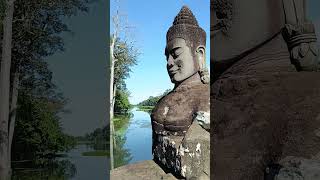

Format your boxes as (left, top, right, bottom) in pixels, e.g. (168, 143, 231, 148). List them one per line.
(212, 0, 320, 179)
(151, 6, 210, 180)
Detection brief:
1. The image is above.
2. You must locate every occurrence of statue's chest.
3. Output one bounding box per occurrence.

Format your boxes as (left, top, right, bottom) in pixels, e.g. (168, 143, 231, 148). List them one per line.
(152, 91, 196, 123)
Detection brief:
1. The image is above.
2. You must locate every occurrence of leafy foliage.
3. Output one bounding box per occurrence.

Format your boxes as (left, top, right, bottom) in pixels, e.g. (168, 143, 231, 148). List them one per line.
(114, 89, 131, 114)
(137, 89, 171, 107)
(5, 0, 91, 162)
(83, 125, 109, 150)
(12, 94, 76, 161)
(112, 36, 138, 90)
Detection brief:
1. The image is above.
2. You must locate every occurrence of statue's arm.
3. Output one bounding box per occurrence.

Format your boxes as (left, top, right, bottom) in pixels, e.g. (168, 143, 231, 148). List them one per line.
(282, 0, 306, 25)
(282, 0, 319, 71)
(193, 96, 210, 131)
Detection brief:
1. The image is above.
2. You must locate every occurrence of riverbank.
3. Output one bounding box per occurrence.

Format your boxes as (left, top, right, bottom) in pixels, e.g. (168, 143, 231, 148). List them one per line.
(136, 105, 154, 113)
(82, 150, 109, 157)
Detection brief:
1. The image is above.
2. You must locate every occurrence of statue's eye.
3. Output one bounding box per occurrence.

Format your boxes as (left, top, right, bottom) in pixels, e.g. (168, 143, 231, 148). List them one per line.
(175, 48, 183, 56)
(171, 52, 178, 59)
(171, 48, 183, 58)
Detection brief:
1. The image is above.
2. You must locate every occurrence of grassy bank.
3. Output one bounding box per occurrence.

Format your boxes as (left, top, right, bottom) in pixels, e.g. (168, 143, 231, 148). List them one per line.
(137, 106, 154, 112)
(82, 150, 109, 157)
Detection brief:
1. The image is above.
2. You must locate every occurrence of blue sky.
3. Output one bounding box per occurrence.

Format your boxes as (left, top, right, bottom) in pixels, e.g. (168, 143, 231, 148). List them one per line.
(111, 0, 210, 104)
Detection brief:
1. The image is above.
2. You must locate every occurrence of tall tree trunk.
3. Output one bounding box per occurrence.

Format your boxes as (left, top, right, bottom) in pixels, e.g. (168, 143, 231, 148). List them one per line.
(8, 72, 19, 171)
(110, 86, 117, 169)
(110, 115, 114, 170)
(110, 36, 115, 120)
(110, 35, 116, 170)
(112, 83, 116, 114)
(112, 84, 117, 149)
(0, 0, 15, 179)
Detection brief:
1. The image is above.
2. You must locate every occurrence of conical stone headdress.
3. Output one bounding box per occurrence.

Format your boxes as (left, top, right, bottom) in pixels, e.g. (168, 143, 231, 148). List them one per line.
(166, 6, 206, 48)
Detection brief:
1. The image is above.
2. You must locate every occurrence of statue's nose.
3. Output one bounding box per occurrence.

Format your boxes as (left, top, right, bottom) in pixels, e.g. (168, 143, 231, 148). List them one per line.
(167, 55, 175, 67)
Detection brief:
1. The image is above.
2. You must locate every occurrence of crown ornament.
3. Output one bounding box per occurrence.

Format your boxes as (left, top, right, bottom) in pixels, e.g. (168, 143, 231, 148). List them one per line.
(166, 6, 206, 47)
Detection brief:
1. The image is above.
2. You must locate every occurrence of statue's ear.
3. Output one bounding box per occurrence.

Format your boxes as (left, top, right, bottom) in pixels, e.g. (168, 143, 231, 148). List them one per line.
(196, 45, 206, 70)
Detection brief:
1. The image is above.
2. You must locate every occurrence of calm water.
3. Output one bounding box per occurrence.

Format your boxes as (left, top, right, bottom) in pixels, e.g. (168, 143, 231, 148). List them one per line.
(114, 108, 153, 167)
(67, 145, 109, 180)
(12, 145, 110, 180)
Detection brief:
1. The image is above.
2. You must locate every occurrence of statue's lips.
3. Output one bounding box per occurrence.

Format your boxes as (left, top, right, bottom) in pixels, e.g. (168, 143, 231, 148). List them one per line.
(168, 69, 179, 76)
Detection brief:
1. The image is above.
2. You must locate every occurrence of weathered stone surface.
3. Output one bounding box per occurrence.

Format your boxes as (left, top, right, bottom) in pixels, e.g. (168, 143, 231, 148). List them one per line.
(110, 160, 179, 180)
(151, 78, 210, 135)
(153, 121, 210, 179)
(180, 122, 210, 179)
(194, 111, 210, 131)
(153, 134, 183, 175)
(212, 33, 320, 180)
(275, 156, 320, 180)
(212, 0, 320, 179)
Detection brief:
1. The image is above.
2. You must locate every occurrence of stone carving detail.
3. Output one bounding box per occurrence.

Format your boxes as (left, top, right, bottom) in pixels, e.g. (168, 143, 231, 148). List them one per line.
(211, 0, 320, 179)
(283, 23, 319, 71)
(281, 0, 319, 71)
(212, 0, 233, 35)
(151, 5, 210, 180)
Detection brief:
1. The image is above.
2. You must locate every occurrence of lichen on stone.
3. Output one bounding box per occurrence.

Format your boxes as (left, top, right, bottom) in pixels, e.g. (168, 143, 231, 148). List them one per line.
(181, 165, 187, 177)
(194, 111, 210, 130)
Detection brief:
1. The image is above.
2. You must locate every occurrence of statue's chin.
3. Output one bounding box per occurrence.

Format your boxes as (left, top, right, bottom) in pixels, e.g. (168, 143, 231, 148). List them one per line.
(170, 77, 179, 84)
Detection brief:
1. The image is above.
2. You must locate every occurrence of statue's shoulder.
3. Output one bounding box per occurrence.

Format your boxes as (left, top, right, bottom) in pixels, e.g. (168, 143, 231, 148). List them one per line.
(193, 83, 210, 96)
(151, 91, 173, 118)
(193, 83, 210, 111)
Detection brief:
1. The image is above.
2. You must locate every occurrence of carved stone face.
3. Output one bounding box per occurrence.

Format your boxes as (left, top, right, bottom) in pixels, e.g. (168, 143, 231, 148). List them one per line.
(165, 38, 197, 84)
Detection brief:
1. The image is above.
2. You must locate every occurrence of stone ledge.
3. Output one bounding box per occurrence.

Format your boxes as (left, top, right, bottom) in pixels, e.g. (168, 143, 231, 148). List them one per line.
(110, 160, 179, 180)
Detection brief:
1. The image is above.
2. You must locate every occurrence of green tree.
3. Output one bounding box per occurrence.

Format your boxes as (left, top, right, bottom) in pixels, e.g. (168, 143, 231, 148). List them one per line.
(83, 125, 109, 151)
(0, 0, 89, 177)
(138, 89, 172, 107)
(12, 93, 76, 162)
(110, 36, 139, 118)
(114, 89, 131, 114)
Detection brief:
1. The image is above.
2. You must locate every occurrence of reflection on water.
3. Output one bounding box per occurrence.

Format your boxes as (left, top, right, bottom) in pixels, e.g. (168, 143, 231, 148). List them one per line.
(113, 134, 133, 168)
(12, 159, 76, 180)
(114, 108, 152, 168)
(12, 145, 110, 180)
(67, 145, 109, 180)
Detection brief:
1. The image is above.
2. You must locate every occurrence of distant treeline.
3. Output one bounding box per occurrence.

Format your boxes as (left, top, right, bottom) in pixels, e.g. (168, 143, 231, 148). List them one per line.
(137, 89, 171, 107)
(76, 125, 109, 150)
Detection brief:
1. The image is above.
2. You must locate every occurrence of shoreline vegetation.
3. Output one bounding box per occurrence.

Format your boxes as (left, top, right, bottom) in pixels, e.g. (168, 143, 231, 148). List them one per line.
(77, 141, 110, 157)
(135, 89, 171, 108)
(82, 150, 109, 157)
(136, 105, 154, 112)
(75, 126, 109, 157)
